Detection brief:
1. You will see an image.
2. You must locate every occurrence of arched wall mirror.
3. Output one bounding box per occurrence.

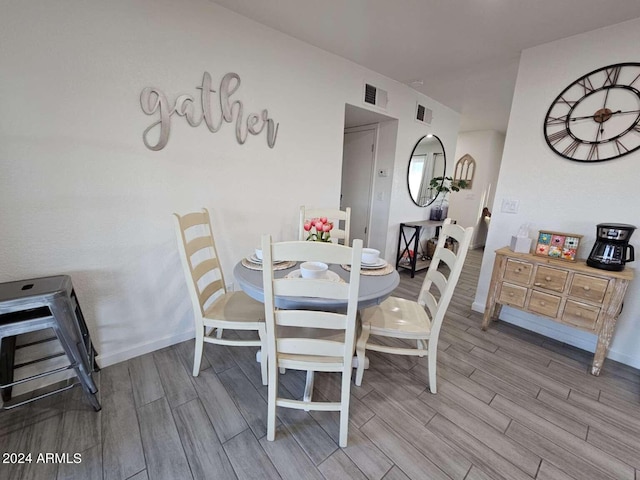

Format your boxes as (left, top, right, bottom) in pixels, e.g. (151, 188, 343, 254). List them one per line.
(407, 134, 446, 207)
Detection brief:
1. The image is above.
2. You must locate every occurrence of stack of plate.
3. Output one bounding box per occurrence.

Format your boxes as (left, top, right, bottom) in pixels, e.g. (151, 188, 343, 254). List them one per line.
(246, 254, 288, 265)
(361, 259, 388, 270)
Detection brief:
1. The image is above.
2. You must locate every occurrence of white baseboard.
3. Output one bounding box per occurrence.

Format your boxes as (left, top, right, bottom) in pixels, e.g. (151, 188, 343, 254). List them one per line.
(471, 301, 484, 313)
(96, 329, 195, 368)
(470, 302, 640, 370)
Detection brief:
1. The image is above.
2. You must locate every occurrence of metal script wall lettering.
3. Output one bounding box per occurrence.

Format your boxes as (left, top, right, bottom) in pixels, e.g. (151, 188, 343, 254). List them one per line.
(140, 72, 279, 150)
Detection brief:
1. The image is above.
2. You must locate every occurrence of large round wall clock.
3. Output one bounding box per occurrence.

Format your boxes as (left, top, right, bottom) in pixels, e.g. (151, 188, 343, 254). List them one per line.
(544, 62, 640, 162)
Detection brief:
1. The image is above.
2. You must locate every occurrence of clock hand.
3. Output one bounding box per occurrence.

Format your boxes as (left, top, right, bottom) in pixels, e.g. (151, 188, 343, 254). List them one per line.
(570, 111, 620, 121)
(602, 88, 610, 111)
(570, 109, 640, 122)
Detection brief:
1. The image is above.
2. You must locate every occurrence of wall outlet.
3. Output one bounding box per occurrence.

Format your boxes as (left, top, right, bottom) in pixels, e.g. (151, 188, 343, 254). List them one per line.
(501, 198, 519, 214)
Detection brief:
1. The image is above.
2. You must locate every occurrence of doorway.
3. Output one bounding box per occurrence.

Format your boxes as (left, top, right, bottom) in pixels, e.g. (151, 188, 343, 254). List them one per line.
(341, 103, 397, 254)
(341, 126, 376, 246)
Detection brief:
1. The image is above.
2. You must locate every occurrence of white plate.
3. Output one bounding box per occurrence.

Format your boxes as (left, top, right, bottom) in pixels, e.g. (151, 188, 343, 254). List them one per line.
(246, 254, 258, 263)
(361, 259, 387, 269)
(285, 269, 343, 282)
(248, 254, 287, 265)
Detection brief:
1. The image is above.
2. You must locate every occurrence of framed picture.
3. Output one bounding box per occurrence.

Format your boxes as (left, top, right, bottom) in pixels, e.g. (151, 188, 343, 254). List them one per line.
(535, 230, 582, 262)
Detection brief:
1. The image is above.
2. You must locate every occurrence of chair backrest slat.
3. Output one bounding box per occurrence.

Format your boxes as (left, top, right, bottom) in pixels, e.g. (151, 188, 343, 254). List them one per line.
(274, 279, 350, 300)
(192, 259, 220, 283)
(186, 236, 214, 259)
(276, 310, 347, 330)
(277, 338, 345, 357)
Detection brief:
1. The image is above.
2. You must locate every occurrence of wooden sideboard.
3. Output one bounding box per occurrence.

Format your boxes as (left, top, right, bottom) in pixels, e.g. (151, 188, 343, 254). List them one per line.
(482, 247, 634, 375)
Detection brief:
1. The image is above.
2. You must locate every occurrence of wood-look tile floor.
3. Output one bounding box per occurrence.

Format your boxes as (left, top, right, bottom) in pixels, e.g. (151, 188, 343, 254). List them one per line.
(1, 249, 639, 480)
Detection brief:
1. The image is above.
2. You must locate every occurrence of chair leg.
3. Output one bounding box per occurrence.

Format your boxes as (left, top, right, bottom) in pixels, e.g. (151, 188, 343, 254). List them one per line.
(428, 338, 437, 394)
(267, 360, 278, 442)
(339, 366, 352, 447)
(259, 348, 268, 386)
(216, 328, 224, 339)
(193, 327, 204, 377)
(355, 323, 371, 386)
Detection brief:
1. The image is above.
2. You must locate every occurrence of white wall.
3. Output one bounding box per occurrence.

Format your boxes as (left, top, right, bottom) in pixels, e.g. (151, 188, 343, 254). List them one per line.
(474, 18, 640, 368)
(449, 130, 505, 247)
(0, 0, 460, 367)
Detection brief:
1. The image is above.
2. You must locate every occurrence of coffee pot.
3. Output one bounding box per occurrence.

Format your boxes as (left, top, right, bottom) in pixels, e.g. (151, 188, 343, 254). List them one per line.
(586, 223, 636, 271)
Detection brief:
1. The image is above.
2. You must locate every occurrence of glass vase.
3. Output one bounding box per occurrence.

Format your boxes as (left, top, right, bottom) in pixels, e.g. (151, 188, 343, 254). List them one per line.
(429, 200, 448, 221)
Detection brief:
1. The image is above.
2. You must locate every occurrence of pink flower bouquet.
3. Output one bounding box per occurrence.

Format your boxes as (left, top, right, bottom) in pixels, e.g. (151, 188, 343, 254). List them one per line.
(303, 217, 334, 242)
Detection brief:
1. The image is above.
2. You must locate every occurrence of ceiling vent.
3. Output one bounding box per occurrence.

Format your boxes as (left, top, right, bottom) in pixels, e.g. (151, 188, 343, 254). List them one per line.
(415, 102, 433, 125)
(363, 83, 388, 109)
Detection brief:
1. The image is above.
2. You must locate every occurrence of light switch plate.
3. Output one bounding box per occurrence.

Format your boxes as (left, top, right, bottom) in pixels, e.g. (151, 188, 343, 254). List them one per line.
(501, 199, 519, 214)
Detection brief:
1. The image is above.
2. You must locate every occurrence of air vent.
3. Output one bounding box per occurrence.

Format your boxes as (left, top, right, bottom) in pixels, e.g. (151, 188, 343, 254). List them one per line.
(363, 83, 388, 109)
(415, 102, 433, 125)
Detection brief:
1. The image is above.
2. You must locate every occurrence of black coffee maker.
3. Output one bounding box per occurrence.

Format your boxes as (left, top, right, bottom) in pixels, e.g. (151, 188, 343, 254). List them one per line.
(586, 223, 636, 271)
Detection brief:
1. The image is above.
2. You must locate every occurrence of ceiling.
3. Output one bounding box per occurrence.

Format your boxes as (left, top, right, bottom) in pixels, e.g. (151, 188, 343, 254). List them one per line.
(211, 0, 640, 134)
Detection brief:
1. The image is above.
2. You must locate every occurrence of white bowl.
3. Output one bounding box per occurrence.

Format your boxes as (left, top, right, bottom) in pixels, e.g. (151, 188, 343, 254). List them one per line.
(255, 248, 263, 260)
(300, 261, 328, 279)
(362, 248, 380, 264)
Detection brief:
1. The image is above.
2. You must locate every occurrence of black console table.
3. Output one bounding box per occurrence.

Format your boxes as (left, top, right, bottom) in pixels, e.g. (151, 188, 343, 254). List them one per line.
(396, 220, 443, 277)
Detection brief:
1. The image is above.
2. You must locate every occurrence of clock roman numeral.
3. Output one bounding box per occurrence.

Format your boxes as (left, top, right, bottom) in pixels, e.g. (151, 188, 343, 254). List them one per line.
(547, 128, 570, 144)
(546, 114, 568, 126)
(557, 95, 577, 107)
(603, 66, 622, 87)
(562, 140, 581, 157)
(577, 77, 595, 95)
(614, 138, 629, 155)
(587, 143, 599, 161)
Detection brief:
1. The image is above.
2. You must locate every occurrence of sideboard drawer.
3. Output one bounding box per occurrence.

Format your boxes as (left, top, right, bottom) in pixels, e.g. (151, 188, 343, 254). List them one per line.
(528, 291, 561, 318)
(504, 259, 533, 285)
(498, 283, 527, 308)
(569, 274, 608, 303)
(562, 300, 600, 330)
(533, 266, 568, 292)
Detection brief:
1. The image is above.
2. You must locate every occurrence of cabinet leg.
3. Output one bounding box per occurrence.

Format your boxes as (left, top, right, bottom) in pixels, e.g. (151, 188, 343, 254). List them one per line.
(591, 329, 612, 376)
(482, 303, 501, 330)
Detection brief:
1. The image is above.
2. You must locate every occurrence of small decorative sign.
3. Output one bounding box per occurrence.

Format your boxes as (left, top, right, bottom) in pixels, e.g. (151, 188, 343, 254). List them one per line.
(140, 72, 279, 151)
(535, 230, 582, 261)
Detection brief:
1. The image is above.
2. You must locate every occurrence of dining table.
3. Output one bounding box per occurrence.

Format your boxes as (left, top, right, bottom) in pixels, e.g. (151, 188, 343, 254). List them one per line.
(233, 254, 400, 402)
(233, 259, 400, 311)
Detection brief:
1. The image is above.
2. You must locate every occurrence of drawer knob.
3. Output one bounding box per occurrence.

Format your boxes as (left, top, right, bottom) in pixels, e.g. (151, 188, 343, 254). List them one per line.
(509, 292, 514, 297)
(545, 276, 552, 282)
(540, 301, 546, 306)
(576, 312, 582, 317)
(534, 282, 542, 286)
(583, 285, 591, 291)
(515, 268, 522, 273)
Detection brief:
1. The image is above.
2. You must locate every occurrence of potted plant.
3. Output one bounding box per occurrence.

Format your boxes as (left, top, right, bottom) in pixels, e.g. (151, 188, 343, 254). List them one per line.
(428, 176, 468, 221)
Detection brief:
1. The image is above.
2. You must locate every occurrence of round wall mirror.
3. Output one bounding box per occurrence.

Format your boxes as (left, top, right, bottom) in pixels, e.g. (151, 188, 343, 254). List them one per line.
(407, 134, 446, 207)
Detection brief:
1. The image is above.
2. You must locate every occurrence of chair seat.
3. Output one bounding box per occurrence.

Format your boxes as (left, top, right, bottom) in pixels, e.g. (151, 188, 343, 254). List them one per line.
(361, 296, 432, 339)
(203, 291, 265, 328)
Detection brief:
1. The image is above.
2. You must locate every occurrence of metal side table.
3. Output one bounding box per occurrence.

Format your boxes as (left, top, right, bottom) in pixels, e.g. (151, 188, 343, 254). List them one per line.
(0, 276, 100, 411)
(396, 220, 443, 277)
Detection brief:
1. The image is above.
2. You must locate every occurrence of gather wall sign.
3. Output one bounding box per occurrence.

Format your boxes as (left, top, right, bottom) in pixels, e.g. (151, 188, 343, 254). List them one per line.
(140, 72, 279, 151)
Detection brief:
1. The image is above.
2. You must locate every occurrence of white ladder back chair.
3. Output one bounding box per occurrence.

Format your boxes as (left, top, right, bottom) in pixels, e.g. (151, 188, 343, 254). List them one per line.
(355, 218, 473, 393)
(174, 209, 267, 383)
(299, 206, 351, 245)
(261, 235, 363, 447)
